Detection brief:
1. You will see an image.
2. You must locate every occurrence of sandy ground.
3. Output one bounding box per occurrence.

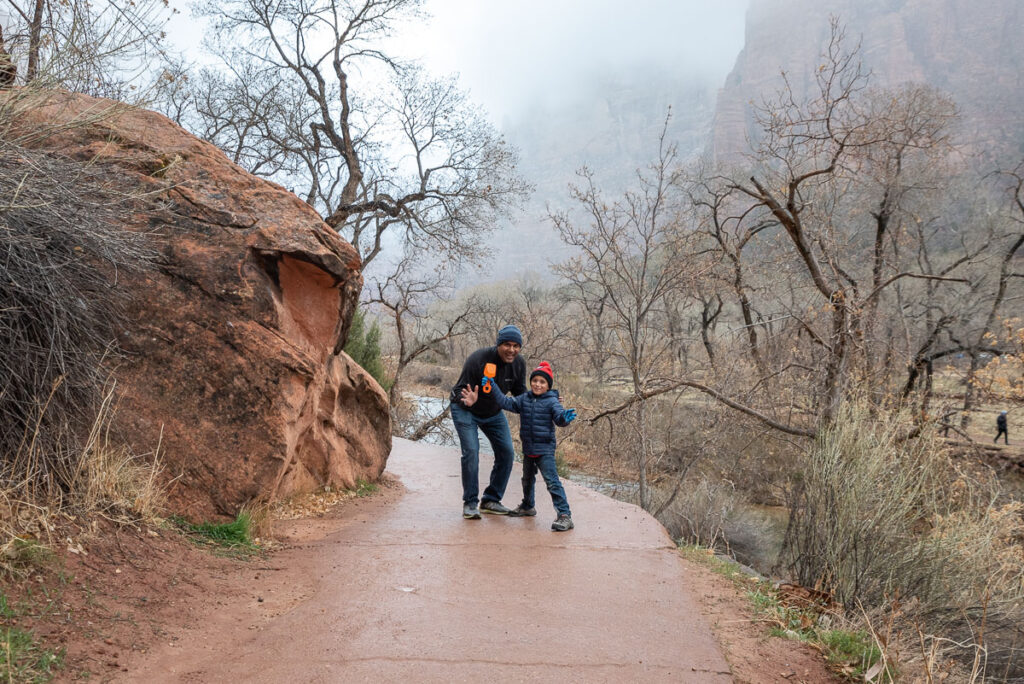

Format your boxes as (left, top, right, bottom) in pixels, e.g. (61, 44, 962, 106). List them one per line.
(7, 438, 839, 683)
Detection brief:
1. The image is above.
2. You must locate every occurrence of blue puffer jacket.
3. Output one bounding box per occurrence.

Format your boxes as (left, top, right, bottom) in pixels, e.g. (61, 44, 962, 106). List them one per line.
(494, 389, 571, 458)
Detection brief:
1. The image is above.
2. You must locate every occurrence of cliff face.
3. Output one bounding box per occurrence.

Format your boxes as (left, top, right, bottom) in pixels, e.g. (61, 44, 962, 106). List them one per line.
(18, 92, 391, 518)
(712, 0, 1024, 162)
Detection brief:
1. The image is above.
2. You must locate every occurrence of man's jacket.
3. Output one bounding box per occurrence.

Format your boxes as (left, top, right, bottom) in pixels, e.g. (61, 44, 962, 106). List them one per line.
(450, 346, 527, 418)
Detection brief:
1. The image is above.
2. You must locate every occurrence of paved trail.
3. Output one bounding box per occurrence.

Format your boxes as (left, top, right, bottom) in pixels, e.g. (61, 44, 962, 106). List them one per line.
(122, 438, 731, 682)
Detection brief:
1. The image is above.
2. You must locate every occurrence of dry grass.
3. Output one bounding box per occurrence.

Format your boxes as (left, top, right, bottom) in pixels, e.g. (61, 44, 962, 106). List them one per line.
(1, 95, 154, 505)
(0, 89, 164, 578)
(0, 384, 167, 577)
(780, 399, 1024, 679)
(660, 476, 738, 549)
(66, 383, 167, 522)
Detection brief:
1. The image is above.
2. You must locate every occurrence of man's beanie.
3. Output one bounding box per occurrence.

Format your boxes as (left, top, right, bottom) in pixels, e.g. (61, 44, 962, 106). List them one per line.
(496, 324, 523, 347)
(530, 361, 553, 388)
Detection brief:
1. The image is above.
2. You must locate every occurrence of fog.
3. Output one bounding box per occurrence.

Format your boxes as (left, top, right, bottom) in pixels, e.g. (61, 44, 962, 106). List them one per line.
(163, 1, 749, 128)
(389, 0, 749, 125)
(157, 1, 752, 276)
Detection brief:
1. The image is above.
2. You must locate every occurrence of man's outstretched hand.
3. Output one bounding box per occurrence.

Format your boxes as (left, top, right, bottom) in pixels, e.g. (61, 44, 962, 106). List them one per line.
(460, 385, 479, 407)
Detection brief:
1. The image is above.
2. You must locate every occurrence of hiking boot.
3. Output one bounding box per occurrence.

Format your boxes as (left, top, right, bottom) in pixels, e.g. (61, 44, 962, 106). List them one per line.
(551, 514, 574, 532)
(509, 505, 537, 517)
(479, 500, 512, 515)
(463, 503, 481, 519)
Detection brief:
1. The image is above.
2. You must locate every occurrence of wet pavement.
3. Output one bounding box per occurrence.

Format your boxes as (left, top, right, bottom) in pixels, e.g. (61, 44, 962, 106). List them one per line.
(121, 437, 732, 682)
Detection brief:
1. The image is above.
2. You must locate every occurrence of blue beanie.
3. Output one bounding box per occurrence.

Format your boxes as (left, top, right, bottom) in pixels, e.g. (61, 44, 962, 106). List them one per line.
(496, 324, 523, 347)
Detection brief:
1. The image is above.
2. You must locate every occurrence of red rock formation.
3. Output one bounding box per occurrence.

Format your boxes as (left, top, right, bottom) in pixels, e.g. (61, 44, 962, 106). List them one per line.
(16, 92, 391, 518)
(712, 0, 1024, 163)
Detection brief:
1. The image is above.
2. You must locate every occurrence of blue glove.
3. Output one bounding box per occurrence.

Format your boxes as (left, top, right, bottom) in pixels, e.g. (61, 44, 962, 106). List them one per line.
(564, 409, 577, 423)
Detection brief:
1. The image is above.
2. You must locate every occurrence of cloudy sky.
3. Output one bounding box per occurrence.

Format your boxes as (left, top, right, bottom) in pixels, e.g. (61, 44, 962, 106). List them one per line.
(388, 0, 750, 123)
(164, 1, 750, 125)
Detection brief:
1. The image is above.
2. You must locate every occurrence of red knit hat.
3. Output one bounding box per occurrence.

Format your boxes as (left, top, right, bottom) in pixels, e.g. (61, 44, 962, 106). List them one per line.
(530, 361, 553, 388)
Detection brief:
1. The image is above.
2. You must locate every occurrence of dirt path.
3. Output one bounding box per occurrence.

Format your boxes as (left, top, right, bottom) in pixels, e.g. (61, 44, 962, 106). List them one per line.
(115, 438, 732, 682)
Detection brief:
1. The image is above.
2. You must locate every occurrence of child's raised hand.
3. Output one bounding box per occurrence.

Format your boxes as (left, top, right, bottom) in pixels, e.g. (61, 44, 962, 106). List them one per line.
(564, 408, 577, 423)
(460, 385, 479, 407)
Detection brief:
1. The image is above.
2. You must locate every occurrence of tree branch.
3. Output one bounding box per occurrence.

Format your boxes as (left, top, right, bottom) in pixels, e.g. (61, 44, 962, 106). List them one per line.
(587, 379, 816, 438)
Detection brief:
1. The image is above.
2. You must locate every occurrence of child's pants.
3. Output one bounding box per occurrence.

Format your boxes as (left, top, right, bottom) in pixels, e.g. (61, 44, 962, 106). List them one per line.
(521, 454, 571, 516)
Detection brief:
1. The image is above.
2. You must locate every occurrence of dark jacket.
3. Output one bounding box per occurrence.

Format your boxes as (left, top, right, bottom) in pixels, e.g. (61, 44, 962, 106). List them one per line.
(450, 346, 527, 418)
(493, 389, 571, 458)
(997, 413, 1008, 430)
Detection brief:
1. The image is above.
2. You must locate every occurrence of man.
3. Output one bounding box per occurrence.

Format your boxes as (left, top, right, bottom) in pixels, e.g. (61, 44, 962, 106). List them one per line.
(449, 325, 527, 519)
(995, 410, 1009, 445)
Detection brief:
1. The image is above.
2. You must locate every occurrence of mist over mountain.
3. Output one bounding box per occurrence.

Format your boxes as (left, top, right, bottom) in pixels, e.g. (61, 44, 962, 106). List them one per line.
(712, 0, 1024, 163)
(483, 0, 1024, 281)
(479, 68, 718, 281)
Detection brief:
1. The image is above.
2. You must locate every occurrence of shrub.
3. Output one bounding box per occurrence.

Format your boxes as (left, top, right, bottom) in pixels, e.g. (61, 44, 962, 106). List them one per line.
(353, 479, 378, 497)
(779, 400, 1024, 676)
(344, 308, 390, 389)
(175, 510, 257, 550)
(0, 114, 150, 500)
(662, 476, 737, 550)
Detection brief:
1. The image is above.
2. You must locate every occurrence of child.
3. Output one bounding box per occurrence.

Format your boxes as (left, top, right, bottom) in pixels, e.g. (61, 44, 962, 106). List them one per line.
(461, 361, 577, 531)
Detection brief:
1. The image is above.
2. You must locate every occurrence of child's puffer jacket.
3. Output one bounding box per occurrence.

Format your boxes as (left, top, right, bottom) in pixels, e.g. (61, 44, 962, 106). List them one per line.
(494, 389, 571, 458)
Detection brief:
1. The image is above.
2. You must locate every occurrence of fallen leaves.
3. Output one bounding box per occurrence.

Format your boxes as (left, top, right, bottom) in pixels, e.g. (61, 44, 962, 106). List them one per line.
(272, 488, 356, 520)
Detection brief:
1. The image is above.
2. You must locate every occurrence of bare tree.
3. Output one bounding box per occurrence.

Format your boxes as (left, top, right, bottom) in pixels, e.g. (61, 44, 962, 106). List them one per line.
(166, 62, 308, 180)
(563, 279, 613, 381)
(692, 20, 972, 429)
(0, 23, 15, 86)
(365, 255, 473, 408)
(957, 164, 1024, 426)
(186, 0, 529, 267)
(552, 121, 693, 509)
(1, 0, 173, 99)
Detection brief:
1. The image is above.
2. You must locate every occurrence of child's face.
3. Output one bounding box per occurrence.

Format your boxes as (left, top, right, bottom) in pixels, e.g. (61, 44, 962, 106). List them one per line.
(530, 376, 549, 395)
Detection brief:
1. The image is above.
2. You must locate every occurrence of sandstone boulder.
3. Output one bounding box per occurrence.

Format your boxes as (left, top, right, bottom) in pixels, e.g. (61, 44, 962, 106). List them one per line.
(18, 92, 391, 518)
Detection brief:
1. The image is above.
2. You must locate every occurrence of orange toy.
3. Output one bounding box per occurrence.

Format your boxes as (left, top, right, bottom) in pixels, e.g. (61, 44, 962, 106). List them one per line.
(481, 363, 497, 394)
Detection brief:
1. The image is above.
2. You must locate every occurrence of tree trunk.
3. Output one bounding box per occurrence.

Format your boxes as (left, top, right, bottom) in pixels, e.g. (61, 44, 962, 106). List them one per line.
(961, 232, 1024, 429)
(821, 300, 851, 426)
(409, 406, 451, 442)
(637, 400, 650, 510)
(27, 0, 45, 82)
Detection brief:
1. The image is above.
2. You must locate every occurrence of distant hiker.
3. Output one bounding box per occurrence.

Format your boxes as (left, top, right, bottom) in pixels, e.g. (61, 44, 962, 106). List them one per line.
(995, 410, 1009, 445)
(449, 325, 527, 519)
(462, 361, 578, 532)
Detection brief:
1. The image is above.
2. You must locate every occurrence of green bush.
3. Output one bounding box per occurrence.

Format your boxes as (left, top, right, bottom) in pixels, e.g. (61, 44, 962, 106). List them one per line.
(353, 479, 378, 497)
(344, 308, 390, 389)
(172, 511, 256, 550)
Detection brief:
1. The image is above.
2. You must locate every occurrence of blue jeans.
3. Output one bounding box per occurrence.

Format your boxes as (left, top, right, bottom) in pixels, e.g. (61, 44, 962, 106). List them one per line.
(451, 403, 515, 505)
(521, 454, 571, 517)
